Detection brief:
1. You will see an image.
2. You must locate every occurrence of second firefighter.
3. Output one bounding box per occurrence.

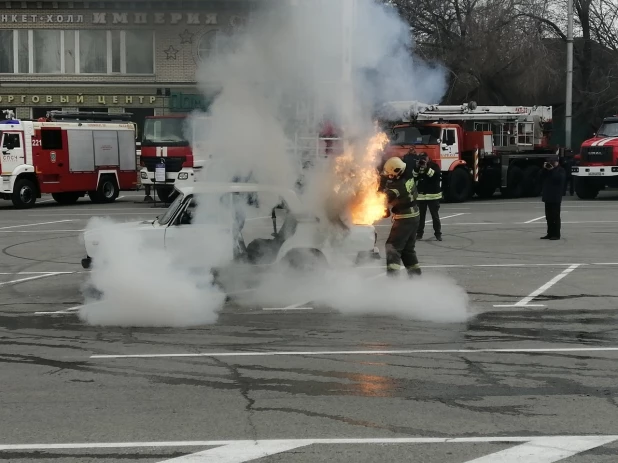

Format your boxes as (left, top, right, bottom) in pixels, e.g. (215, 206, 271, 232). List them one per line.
(381, 157, 422, 278)
(414, 153, 443, 241)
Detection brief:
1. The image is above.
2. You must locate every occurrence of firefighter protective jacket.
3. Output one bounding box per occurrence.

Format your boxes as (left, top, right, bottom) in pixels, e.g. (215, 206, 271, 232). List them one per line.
(413, 161, 442, 200)
(383, 172, 420, 220)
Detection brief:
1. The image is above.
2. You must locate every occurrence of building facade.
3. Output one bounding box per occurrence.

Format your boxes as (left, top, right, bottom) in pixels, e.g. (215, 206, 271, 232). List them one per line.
(0, 0, 253, 135)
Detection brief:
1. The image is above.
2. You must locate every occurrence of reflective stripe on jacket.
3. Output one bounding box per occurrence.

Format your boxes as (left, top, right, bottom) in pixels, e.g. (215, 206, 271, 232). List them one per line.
(385, 177, 420, 219)
(413, 162, 442, 200)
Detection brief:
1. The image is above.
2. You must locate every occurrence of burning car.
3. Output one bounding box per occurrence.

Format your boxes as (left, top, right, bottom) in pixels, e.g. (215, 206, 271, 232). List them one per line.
(81, 183, 380, 282)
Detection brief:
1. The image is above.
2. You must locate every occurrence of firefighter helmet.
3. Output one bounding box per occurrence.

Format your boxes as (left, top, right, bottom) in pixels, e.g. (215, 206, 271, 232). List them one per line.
(383, 157, 406, 178)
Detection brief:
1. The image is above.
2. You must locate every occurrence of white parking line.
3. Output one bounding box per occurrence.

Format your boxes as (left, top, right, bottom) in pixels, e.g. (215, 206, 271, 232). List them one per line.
(34, 306, 82, 316)
(90, 346, 618, 359)
(0, 273, 61, 287)
(0, 230, 85, 233)
(494, 264, 581, 308)
(431, 212, 466, 222)
(523, 215, 545, 224)
(0, 220, 73, 230)
(263, 307, 314, 311)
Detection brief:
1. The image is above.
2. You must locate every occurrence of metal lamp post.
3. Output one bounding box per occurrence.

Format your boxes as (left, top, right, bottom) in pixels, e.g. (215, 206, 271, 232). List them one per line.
(565, 0, 574, 150)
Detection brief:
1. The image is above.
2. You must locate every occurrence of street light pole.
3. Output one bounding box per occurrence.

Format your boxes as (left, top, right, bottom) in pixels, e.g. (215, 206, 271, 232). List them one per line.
(565, 0, 574, 150)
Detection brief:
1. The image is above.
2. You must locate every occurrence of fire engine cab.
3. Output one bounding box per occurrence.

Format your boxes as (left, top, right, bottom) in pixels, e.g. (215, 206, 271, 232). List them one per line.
(379, 101, 556, 202)
(0, 110, 137, 209)
(572, 115, 618, 199)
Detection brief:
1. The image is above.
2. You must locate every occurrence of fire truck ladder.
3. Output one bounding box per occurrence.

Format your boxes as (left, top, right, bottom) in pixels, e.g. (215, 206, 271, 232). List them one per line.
(380, 101, 552, 124)
(46, 111, 134, 123)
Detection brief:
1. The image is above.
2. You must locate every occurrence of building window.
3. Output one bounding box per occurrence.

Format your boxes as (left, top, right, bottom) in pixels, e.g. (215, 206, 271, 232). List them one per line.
(198, 30, 219, 61)
(125, 30, 154, 74)
(0, 29, 154, 75)
(0, 30, 14, 73)
(79, 30, 107, 73)
(17, 30, 29, 73)
(33, 30, 62, 74)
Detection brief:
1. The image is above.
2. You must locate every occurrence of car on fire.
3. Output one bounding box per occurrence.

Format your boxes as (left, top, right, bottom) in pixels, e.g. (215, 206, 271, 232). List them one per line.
(81, 183, 381, 284)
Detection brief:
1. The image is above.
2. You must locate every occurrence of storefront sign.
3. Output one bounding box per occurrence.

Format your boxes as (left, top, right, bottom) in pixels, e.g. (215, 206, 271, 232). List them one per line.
(0, 95, 162, 105)
(0, 12, 242, 25)
(169, 92, 212, 112)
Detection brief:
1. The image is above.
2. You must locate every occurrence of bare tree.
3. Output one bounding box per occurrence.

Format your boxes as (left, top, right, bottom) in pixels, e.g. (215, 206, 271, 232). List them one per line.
(386, 0, 553, 104)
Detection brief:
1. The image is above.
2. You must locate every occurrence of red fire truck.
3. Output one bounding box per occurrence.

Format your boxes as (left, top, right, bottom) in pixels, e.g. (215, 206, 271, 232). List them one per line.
(0, 111, 137, 209)
(139, 114, 206, 202)
(379, 101, 557, 202)
(571, 115, 618, 199)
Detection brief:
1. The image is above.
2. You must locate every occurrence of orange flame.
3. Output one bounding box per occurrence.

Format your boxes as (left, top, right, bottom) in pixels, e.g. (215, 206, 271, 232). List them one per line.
(334, 132, 389, 226)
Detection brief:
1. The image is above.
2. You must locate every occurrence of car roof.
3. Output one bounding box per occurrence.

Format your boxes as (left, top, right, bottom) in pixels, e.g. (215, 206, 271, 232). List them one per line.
(176, 182, 306, 213)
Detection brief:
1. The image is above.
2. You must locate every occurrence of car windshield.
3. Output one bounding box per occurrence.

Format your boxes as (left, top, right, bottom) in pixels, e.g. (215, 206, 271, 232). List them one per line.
(142, 117, 189, 146)
(390, 126, 441, 145)
(157, 192, 185, 225)
(597, 122, 618, 137)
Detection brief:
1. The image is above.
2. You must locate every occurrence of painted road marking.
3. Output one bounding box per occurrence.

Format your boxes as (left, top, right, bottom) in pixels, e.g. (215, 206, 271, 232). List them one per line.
(523, 215, 546, 224)
(0, 220, 74, 230)
(0, 229, 85, 233)
(90, 346, 618, 359)
(262, 307, 314, 311)
(34, 306, 82, 316)
(430, 212, 466, 222)
(160, 441, 312, 462)
(462, 436, 618, 463)
(494, 264, 581, 308)
(0, 436, 615, 463)
(0, 273, 67, 288)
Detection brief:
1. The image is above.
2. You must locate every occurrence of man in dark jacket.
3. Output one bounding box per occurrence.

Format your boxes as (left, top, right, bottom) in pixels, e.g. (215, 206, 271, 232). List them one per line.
(540, 156, 566, 240)
(414, 153, 443, 241)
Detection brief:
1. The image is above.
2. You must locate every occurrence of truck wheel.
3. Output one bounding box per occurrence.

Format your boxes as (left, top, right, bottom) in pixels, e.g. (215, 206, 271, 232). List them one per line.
(444, 168, 471, 203)
(522, 165, 542, 197)
(155, 186, 174, 202)
(503, 165, 525, 198)
(575, 178, 600, 200)
(91, 177, 119, 204)
(12, 178, 38, 209)
(52, 192, 80, 205)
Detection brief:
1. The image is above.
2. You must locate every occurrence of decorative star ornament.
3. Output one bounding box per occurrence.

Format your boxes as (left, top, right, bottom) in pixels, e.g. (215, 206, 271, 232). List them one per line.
(164, 45, 179, 60)
(179, 29, 194, 44)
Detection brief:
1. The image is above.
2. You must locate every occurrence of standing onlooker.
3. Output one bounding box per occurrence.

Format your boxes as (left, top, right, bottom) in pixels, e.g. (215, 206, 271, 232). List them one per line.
(540, 156, 566, 240)
(414, 153, 443, 241)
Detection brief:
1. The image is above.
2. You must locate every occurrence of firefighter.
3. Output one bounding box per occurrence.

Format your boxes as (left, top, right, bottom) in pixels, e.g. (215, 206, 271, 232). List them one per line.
(414, 152, 443, 241)
(381, 157, 422, 278)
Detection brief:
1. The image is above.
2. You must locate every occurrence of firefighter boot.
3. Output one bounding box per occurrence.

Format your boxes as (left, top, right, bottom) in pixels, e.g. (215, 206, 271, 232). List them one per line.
(387, 263, 402, 278)
(407, 265, 422, 278)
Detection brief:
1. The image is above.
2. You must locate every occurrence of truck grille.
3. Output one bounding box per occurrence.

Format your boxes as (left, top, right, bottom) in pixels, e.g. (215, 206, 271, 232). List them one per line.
(581, 145, 614, 163)
(142, 156, 186, 173)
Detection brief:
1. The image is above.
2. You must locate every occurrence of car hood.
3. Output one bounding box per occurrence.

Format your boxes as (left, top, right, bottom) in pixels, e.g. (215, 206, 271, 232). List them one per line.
(82, 220, 155, 256)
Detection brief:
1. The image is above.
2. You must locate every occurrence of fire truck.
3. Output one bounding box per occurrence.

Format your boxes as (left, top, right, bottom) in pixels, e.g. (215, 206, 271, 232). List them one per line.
(0, 110, 137, 209)
(572, 115, 618, 199)
(139, 114, 206, 202)
(379, 101, 556, 202)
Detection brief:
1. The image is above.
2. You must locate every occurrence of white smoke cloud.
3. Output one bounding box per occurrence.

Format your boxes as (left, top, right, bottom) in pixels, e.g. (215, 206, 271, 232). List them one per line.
(77, 0, 467, 327)
(78, 217, 226, 327)
(233, 268, 471, 324)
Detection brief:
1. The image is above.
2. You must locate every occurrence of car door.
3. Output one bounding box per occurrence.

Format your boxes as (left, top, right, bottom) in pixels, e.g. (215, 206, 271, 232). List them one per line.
(1, 131, 25, 173)
(163, 193, 236, 269)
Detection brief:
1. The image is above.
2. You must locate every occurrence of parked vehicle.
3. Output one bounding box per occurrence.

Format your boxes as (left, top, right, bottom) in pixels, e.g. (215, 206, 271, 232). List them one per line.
(379, 101, 557, 202)
(81, 183, 380, 291)
(0, 110, 137, 208)
(571, 115, 618, 199)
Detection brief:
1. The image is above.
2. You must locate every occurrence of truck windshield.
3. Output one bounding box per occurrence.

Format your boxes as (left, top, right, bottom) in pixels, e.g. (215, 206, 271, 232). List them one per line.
(158, 192, 185, 225)
(390, 126, 441, 145)
(597, 122, 618, 137)
(143, 117, 189, 147)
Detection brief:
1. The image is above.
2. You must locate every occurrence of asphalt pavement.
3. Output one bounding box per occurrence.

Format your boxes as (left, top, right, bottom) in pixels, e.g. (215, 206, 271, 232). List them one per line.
(2, 191, 618, 462)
